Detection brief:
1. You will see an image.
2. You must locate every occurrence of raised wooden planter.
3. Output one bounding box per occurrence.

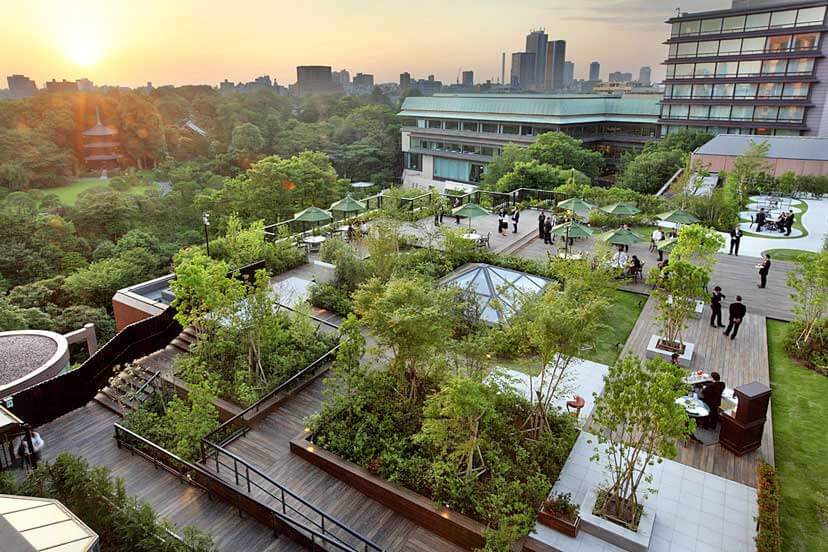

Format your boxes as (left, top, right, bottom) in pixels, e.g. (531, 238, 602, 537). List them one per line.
(537, 509, 580, 538)
(290, 433, 487, 550)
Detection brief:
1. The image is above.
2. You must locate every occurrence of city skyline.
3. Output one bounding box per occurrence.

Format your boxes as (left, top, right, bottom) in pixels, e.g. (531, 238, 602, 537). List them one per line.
(3, 0, 725, 88)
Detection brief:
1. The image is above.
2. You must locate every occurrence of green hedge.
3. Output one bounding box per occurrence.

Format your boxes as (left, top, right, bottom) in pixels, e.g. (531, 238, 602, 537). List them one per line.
(756, 460, 782, 552)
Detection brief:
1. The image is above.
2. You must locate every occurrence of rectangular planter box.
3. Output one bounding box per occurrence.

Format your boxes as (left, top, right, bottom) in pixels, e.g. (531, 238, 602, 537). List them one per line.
(645, 334, 695, 368)
(290, 433, 487, 550)
(580, 488, 655, 552)
(537, 509, 580, 538)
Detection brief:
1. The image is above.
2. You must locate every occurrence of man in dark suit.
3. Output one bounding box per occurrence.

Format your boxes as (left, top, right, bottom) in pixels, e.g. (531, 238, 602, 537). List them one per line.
(512, 209, 520, 233)
(785, 211, 795, 236)
(538, 211, 546, 239)
(755, 208, 766, 232)
(710, 286, 725, 328)
(758, 253, 771, 288)
(699, 372, 726, 429)
(543, 217, 553, 245)
(724, 296, 746, 340)
(729, 227, 742, 256)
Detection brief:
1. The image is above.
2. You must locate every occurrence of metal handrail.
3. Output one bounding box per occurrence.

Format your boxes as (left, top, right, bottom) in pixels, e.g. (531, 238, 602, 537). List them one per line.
(133, 370, 161, 398)
(201, 343, 340, 447)
(201, 438, 383, 552)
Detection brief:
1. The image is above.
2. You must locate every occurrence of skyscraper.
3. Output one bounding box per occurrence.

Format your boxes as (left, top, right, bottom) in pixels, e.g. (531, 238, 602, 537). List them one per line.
(609, 71, 633, 83)
(7, 74, 37, 99)
(525, 30, 548, 89)
(639, 66, 652, 86)
(511, 52, 536, 88)
(589, 61, 601, 82)
(461, 71, 474, 86)
(563, 62, 575, 87)
(400, 72, 411, 89)
(296, 66, 335, 96)
(545, 40, 566, 89)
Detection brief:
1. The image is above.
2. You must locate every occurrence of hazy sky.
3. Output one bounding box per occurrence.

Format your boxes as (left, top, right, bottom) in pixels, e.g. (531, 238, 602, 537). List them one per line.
(3, 0, 727, 88)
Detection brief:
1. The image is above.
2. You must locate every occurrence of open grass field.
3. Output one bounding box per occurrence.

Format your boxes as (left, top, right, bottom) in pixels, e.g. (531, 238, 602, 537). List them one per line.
(767, 320, 828, 552)
(588, 289, 647, 366)
(761, 249, 818, 263)
(48, 177, 158, 205)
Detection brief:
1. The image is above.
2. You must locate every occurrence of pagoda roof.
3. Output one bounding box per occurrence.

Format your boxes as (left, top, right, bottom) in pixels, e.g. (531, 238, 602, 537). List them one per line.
(82, 141, 120, 148)
(82, 107, 119, 137)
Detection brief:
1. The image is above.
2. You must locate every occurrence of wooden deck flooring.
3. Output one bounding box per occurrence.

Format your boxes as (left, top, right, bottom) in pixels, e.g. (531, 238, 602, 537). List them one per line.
(604, 296, 774, 487)
(217, 378, 465, 552)
(513, 234, 799, 321)
(37, 403, 299, 552)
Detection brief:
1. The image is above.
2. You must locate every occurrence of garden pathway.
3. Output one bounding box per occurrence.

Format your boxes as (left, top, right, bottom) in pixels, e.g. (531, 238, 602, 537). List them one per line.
(36, 402, 296, 552)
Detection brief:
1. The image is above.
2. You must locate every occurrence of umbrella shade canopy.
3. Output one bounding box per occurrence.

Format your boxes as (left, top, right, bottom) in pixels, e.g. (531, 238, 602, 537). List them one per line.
(329, 194, 366, 214)
(294, 206, 333, 223)
(452, 202, 490, 219)
(600, 202, 640, 216)
(350, 181, 374, 189)
(657, 237, 678, 252)
(557, 198, 594, 215)
(549, 221, 593, 239)
(657, 209, 700, 225)
(598, 227, 645, 246)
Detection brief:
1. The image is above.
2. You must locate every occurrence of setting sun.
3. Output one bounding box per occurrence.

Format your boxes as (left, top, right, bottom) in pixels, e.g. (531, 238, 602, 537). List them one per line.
(66, 36, 101, 67)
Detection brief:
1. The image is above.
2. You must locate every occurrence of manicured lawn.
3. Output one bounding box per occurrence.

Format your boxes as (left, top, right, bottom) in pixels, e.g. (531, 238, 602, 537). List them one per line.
(588, 290, 646, 366)
(48, 177, 157, 205)
(767, 320, 828, 552)
(761, 249, 818, 263)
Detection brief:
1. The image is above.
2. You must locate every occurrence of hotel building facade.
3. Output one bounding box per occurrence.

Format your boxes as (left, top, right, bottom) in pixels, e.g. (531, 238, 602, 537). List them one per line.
(660, 0, 828, 137)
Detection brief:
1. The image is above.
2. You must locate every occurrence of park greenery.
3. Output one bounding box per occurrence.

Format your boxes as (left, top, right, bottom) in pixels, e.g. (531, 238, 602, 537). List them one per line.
(785, 248, 828, 374)
(0, 453, 216, 552)
(590, 355, 694, 530)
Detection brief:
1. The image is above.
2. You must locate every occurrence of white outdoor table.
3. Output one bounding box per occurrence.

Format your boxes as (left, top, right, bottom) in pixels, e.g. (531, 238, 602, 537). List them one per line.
(675, 395, 710, 418)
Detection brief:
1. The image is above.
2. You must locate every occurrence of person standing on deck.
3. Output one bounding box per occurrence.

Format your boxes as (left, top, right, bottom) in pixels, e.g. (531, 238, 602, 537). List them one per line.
(710, 286, 725, 328)
(512, 209, 520, 233)
(729, 227, 742, 256)
(757, 253, 771, 288)
(723, 296, 746, 340)
(538, 211, 546, 239)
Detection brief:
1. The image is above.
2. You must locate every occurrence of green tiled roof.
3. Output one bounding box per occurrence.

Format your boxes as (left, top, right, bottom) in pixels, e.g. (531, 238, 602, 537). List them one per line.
(398, 94, 660, 125)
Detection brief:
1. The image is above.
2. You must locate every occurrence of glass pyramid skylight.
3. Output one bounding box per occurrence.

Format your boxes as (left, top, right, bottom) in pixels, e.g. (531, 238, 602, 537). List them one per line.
(442, 263, 550, 323)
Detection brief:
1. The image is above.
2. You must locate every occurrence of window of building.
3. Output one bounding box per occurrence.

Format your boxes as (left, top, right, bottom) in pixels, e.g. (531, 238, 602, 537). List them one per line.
(671, 22, 681, 37)
(697, 40, 720, 56)
(786, 58, 814, 74)
(677, 42, 698, 56)
(692, 84, 713, 98)
(730, 106, 754, 121)
(460, 144, 476, 154)
(666, 65, 676, 78)
(481, 147, 496, 156)
(469, 164, 485, 183)
(755, 106, 779, 121)
(700, 18, 722, 34)
(521, 126, 535, 136)
(444, 120, 459, 130)
(770, 10, 797, 29)
(778, 106, 805, 122)
(680, 19, 701, 35)
(713, 83, 734, 98)
(668, 43, 679, 58)
(734, 83, 757, 99)
(741, 37, 766, 53)
(461, 121, 478, 132)
(710, 105, 732, 120)
(719, 39, 742, 55)
(758, 82, 784, 98)
(722, 15, 745, 32)
(481, 123, 498, 133)
(434, 157, 472, 181)
(792, 32, 819, 50)
(695, 63, 715, 77)
(746, 12, 771, 30)
(766, 35, 792, 51)
(716, 60, 737, 76)
(664, 85, 673, 98)
(669, 104, 690, 119)
(404, 152, 422, 171)
(675, 63, 695, 77)
(399, 118, 416, 127)
(761, 59, 787, 74)
(738, 60, 762, 76)
(796, 6, 826, 26)
(690, 105, 710, 119)
(417, 119, 427, 128)
(673, 84, 692, 98)
(501, 124, 519, 135)
(782, 82, 810, 98)
(427, 120, 442, 129)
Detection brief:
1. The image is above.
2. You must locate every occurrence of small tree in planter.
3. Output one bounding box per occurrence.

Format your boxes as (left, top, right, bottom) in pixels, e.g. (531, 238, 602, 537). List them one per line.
(538, 492, 581, 537)
(590, 355, 693, 530)
(650, 261, 708, 352)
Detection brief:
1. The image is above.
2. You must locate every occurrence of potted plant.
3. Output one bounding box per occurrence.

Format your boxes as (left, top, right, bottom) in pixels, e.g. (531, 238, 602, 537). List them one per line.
(538, 492, 581, 537)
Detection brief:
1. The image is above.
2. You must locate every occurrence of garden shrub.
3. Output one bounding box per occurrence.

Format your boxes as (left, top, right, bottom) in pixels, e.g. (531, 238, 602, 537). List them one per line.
(784, 319, 828, 375)
(309, 282, 353, 316)
(756, 460, 782, 552)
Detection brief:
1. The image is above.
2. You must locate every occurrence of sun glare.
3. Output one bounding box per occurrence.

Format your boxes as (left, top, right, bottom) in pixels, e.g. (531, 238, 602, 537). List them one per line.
(66, 36, 101, 67)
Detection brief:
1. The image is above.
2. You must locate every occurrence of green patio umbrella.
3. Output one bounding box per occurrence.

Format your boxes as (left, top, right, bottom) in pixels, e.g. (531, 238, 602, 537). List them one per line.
(549, 221, 593, 256)
(597, 227, 645, 247)
(294, 206, 333, 232)
(329, 194, 367, 218)
(657, 237, 678, 252)
(657, 209, 700, 225)
(556, 198, 594, 217)
(452, 202, 490, 229)
(600, 202, 640, 216)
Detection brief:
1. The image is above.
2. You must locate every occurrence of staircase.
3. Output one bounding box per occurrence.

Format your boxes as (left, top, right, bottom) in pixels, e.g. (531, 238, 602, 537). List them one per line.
(94, 364, 162, 416)
(169, 326, 197, 354)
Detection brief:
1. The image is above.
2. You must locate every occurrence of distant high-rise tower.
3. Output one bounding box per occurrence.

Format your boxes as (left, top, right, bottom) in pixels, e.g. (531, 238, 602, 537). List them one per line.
(461, 70, 474, 87)
(501, 52, 505, 85)
(589, 61, 600, 82)
(510, 52, 536, 88)
(563, 62, 574, 87)
(296, 66, 335, 96)
(638, 66, 652, 86)
(545, 40, 566, 89)
(400, 72, 411, 89)
(7, 74, 37, 99)
(525, 30, 548, 89)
